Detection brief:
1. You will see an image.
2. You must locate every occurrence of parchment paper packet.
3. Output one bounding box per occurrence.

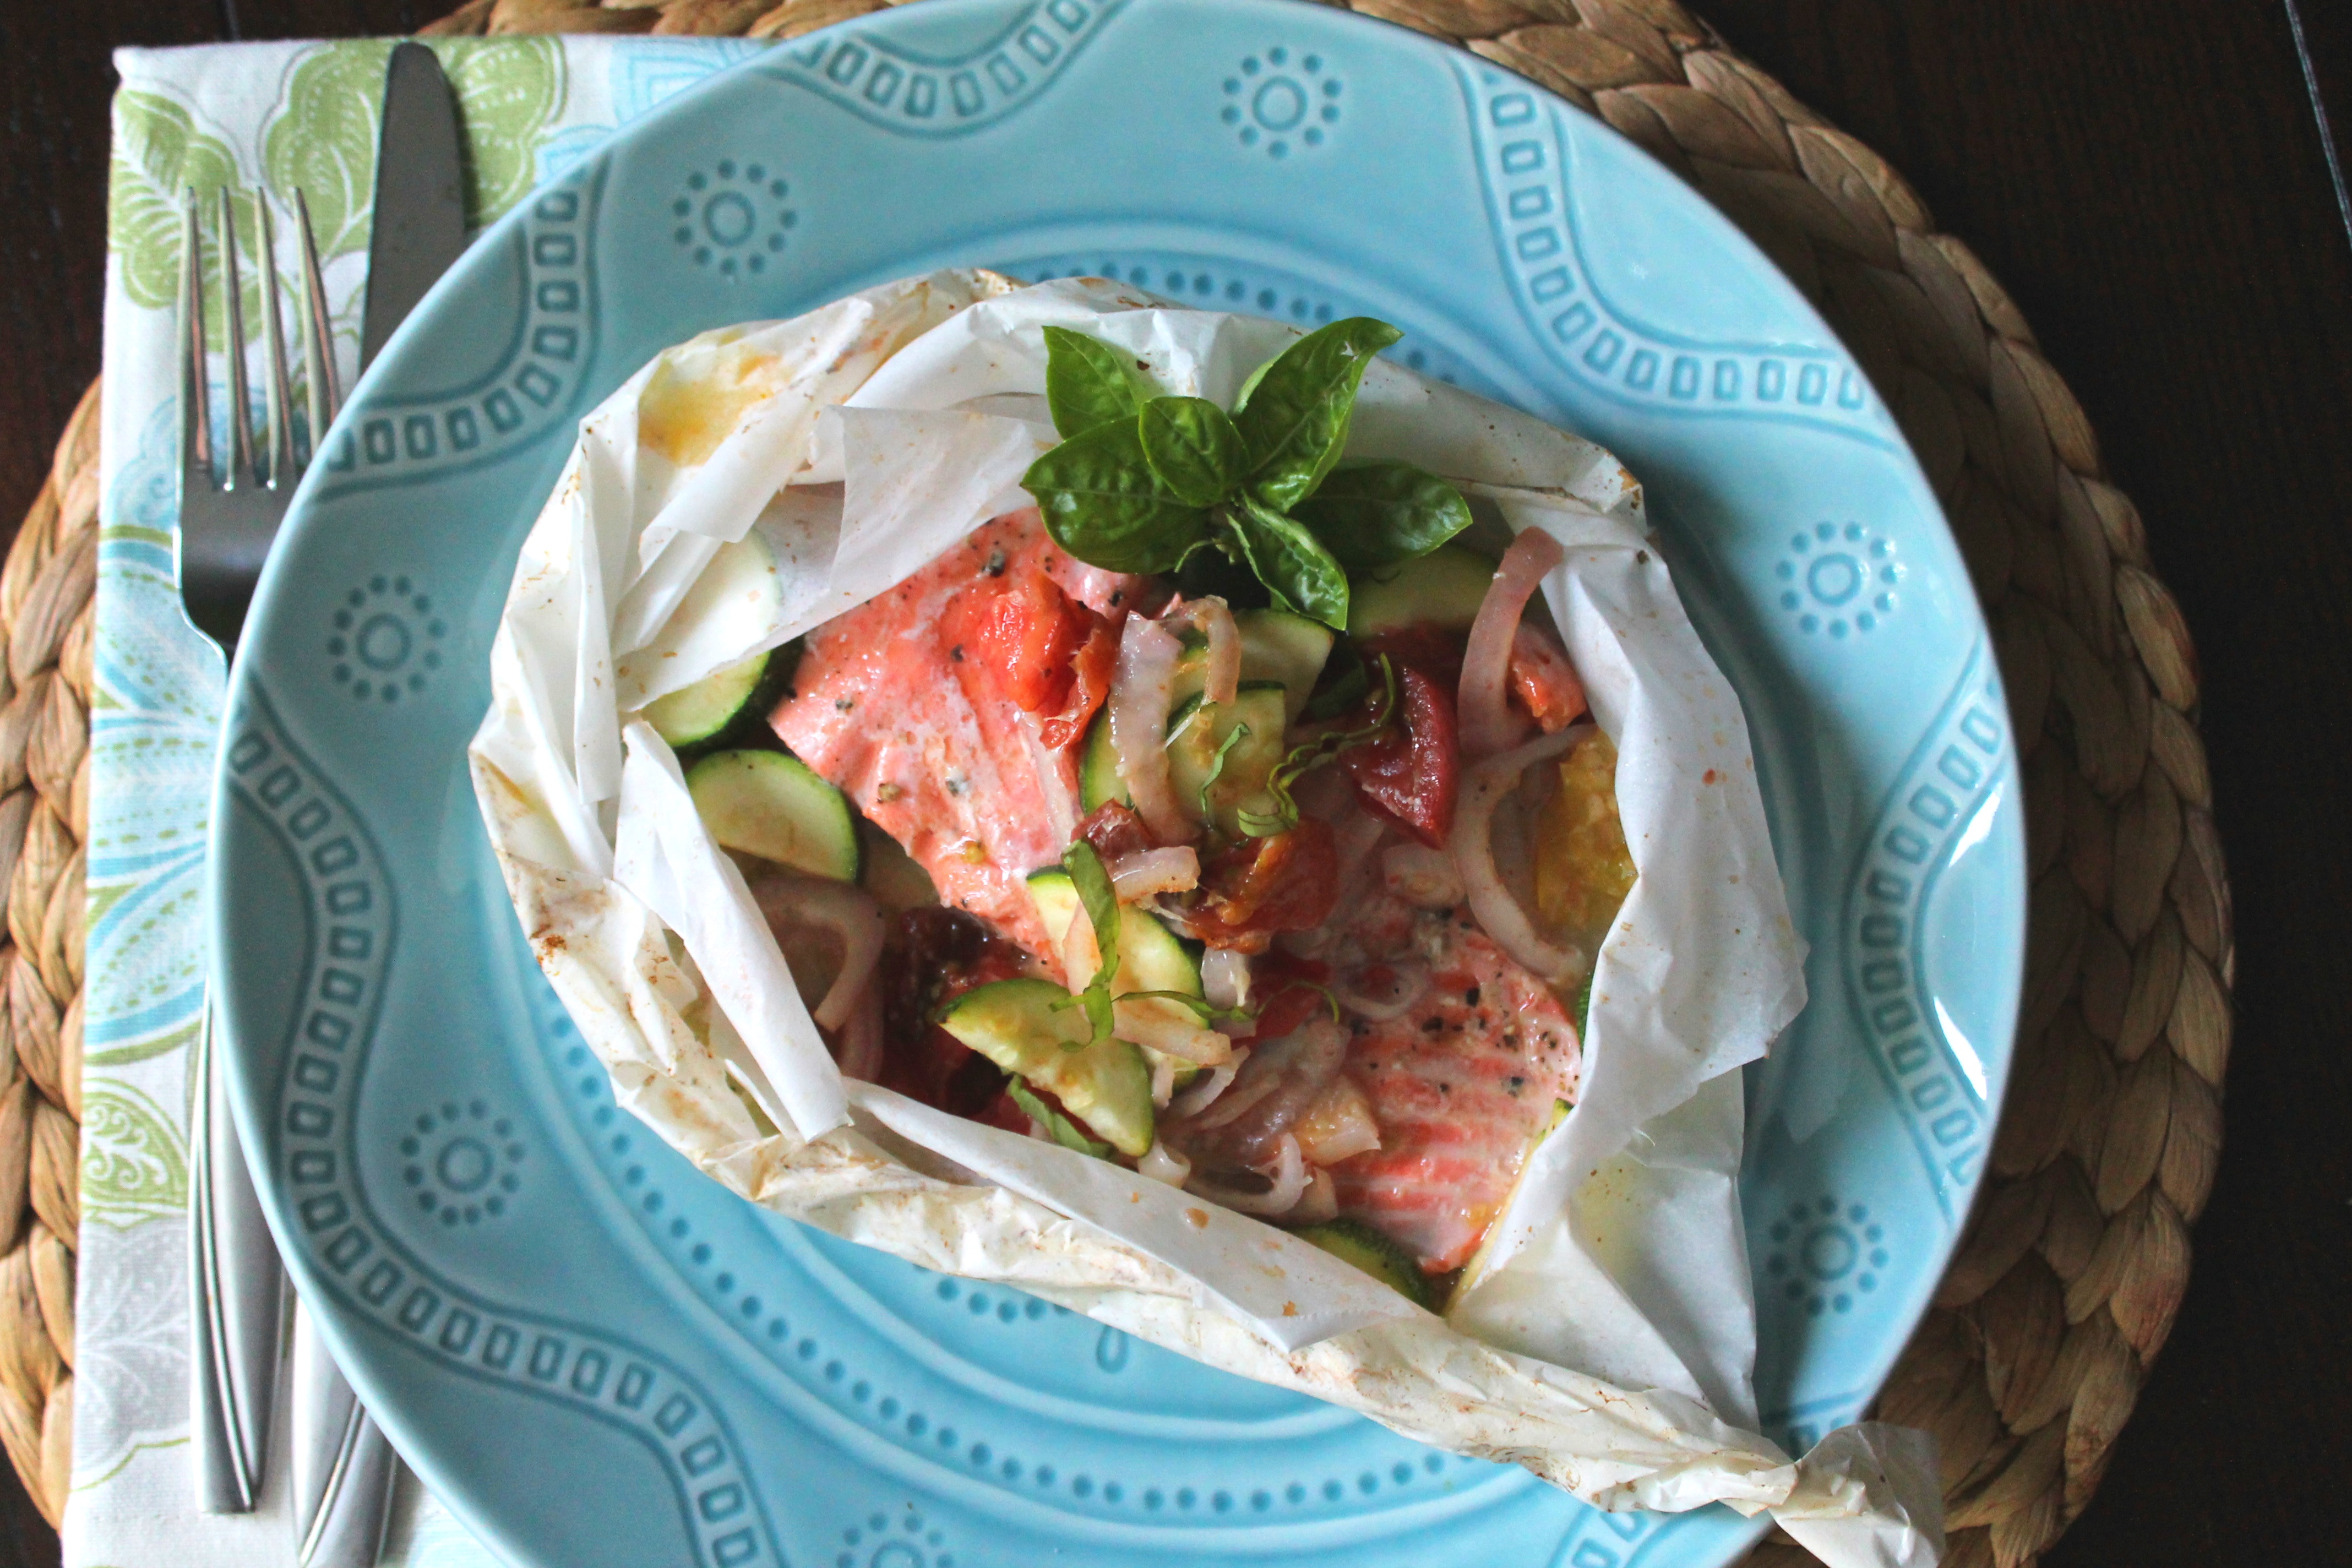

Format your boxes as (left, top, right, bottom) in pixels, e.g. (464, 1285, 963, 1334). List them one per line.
(469, 271, 1942, 1565)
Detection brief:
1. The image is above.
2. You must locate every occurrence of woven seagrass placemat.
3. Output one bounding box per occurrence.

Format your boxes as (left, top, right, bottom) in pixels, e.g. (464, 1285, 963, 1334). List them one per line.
(2, 3, 2234, 1563)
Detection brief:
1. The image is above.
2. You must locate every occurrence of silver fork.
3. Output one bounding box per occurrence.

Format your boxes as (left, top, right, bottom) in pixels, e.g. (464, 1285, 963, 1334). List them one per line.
(181, 179, 404, 1549)
(181, 183, 308, 1520)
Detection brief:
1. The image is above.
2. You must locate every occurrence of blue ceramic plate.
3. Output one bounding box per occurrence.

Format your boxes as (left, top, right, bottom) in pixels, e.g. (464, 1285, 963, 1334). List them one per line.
(213, 3, 2024, 1565)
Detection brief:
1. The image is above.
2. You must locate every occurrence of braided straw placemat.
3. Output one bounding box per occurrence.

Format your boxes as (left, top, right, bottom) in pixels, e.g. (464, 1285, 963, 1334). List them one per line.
(9, 1, 2233, 1559)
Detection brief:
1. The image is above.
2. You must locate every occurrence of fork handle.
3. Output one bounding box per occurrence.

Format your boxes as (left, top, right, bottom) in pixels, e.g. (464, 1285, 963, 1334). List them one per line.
(190, 996, 286, 1512)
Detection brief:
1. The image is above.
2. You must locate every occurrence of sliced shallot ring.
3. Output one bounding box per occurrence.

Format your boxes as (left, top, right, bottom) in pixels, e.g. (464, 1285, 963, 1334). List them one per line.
(1460, 527, 1566, 759)
(751, 873, 886, 1031)
(1140, 1139, 1194, 1186)
(1169, 597, 1241, 706)
(1333, 958, 1431, 1022)
(835, 979, 885, 1081)
(1381, 841, 1464, 910)
(1167, 1046, 1250, 1119)
(1108, 845, 1200, 900)
(1112, 613, 1194, 843)
(1452, 723, 1592, 988)
(1190, 1135, 1309, 1216)
(1113, 998, 1232, 1065)
(1201, 947, 1252, 1012)
(1291, 1166, 1340, 1224)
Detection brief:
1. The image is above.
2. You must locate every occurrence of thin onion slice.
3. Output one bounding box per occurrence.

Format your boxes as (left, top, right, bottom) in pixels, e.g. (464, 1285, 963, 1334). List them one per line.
(1169, 597, 1241, 706)
(1112, 613, 1194, 843)
(1453, 723, 1591, 988)
(1109, 845, 1200, 900)
(1290, 1166, 1340, 1224)
(1140, 1139, 1193, 1186)
(1201, 947, 1252, 1012)
(1191, 1135, 1309, 1216)
(1113, 998, 1232, 1065)
(1168, 1046, 1250, 1119)
(835, 979, 885, 1081)
(1333, 959, 1430, 1022)
(1460, 527, 1566, 759)
(1381, 841, 1463, 910)
(1060, 906, 1103, 993)
(1188, 1062, 1280, 1131)
(750, 874, 886, 1031)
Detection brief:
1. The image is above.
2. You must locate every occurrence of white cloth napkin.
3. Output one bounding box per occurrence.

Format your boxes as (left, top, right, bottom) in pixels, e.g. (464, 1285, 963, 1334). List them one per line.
(80, 34, 769, 1568)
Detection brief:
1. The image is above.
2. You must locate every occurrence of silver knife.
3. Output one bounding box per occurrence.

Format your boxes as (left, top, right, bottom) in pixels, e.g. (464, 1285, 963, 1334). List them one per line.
(360, 42, 468, 369)
(291, 41, 471, 1568)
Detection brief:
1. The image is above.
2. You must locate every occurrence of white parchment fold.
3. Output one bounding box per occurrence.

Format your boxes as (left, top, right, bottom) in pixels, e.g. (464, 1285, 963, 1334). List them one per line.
(469, 270, 1937, 1565)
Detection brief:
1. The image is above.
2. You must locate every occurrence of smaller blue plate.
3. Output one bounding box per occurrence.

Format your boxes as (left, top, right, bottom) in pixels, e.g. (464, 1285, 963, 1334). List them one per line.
(213, 4, 2024, 1567)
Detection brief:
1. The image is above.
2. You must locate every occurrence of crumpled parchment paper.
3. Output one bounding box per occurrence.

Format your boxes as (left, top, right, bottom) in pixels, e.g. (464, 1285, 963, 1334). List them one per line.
(469, 271, 1942, 1566)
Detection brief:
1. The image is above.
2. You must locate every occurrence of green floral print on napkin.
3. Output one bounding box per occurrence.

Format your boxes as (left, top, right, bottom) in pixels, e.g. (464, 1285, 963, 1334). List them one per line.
(108, 89, 255, 344)
(80, 1080, 191, 1228)
(263, 37, 567, 263)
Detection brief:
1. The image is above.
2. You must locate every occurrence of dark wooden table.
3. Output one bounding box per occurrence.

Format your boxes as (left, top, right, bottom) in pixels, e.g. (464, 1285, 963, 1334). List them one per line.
(2, 2, 2344, 1565)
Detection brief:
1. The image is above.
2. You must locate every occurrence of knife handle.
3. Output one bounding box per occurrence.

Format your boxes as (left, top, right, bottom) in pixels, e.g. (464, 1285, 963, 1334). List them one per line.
(189, 998, 287, 1512)
(292, 1300, 400, 1568)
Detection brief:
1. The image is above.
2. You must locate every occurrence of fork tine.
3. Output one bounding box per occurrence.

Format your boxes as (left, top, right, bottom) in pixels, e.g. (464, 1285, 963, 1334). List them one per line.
(256, 198, 296, 488)
(180, 189, 213, 487)
(293, 189, 341, 450)
(216, 187, 253, 489)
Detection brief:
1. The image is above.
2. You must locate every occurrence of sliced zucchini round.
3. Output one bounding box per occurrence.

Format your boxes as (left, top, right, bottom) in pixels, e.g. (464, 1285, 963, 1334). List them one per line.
(644, 647, 772, 749)
(936, 977, 1154, 1156)
(1164, 683, 1289, 837)
(1293, 1219, 1435, 1308)
(1346, 543, 1496, 637)
(1079, 709, 1129, 814)
(685, 749, 861, 881)
(1234, 608, 1335, 723)
(1025, 868, 1204, 998)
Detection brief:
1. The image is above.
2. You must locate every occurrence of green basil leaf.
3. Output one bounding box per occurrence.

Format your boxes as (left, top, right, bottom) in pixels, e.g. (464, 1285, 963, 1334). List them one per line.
(1196, 716, 1253, 820)
(1243, 652, 1400, 837)
(1007, 1078, 1113, 1158)
(1117, 990, 1257, 1028)
(1023, 420, 1211, 574)
(1231, 317, 1404, 511)
(1062, 840, 1122, 1042)
(1291, 460, 1474, 572)
(1138, 396, 1248, 507)
(1230, 498, 1351, 630)
(1042, 325, 1147, 438)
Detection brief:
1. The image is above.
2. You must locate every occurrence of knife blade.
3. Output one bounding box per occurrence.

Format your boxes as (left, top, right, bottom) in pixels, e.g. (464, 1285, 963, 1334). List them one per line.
(291, 41, 470, 1568)
(360, 42, 469, 368)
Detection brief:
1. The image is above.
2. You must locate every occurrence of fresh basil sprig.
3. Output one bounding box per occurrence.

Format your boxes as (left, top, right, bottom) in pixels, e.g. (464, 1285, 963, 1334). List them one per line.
(1062, 840, 1121, 1044)
(1290, 460, 1475, 574)
(1196, 718, 1253, 821)
(1042, 325, 1148, 438)
(1234, 653, 1401, 837)
(1021, 317, 1472, 628)
(1007, 1078, 1113, 1158)
(1116, 990, 1257, 1029)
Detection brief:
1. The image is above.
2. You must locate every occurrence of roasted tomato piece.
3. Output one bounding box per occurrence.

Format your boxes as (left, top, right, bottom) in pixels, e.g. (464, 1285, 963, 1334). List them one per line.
(1038, 617, 1120, 749)
(1507, 622, 1588, 733)
(1074, 800, 1159, 863)
(879, 908, 1028, 1115)
(1197, 819, 1340, 945)
(941, 561, 1102, 719)
(1359, 625, 1466, 693)
(1341, 663, 1459, 847)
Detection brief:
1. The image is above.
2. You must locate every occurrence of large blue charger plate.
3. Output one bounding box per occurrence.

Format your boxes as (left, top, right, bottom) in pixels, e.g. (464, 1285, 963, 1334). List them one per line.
(211, 3, 2024, 1564)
